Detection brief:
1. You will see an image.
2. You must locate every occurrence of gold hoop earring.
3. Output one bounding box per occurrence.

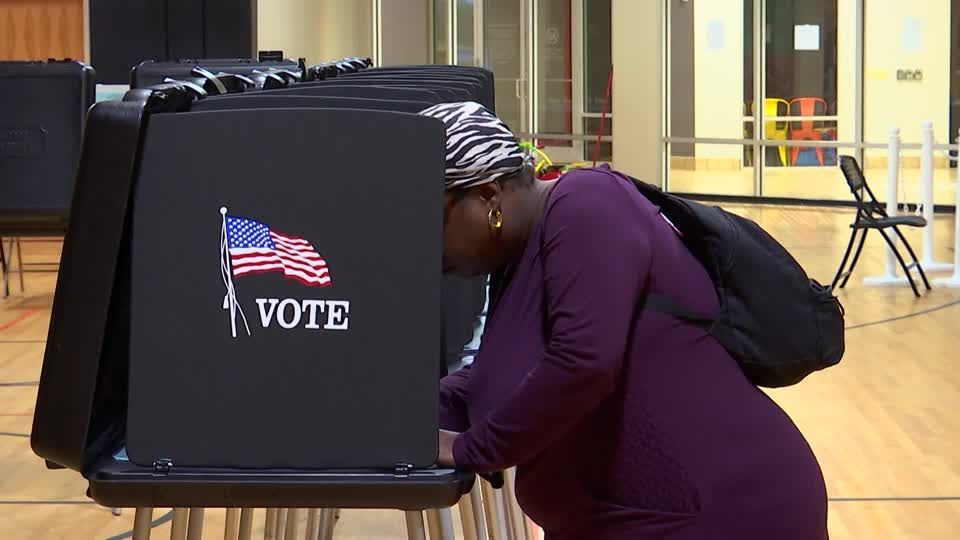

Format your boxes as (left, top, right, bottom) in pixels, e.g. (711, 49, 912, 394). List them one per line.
(488, 208, 503, 230)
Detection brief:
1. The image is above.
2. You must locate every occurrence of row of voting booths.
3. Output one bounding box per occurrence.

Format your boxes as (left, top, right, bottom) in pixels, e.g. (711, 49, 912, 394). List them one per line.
(23, 57, 530, 539)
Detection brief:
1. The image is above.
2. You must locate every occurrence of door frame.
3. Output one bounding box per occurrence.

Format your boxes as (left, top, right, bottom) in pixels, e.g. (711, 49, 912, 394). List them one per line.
(441, 0, 592, 163)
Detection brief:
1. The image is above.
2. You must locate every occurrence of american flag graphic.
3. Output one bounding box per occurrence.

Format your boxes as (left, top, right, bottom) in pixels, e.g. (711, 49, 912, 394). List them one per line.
(224, 215, 332, 287)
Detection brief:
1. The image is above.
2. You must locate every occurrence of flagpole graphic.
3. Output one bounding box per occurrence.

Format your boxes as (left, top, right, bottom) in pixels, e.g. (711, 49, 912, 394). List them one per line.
(220, 206, 251, 338)
(219, 206, 332, 338)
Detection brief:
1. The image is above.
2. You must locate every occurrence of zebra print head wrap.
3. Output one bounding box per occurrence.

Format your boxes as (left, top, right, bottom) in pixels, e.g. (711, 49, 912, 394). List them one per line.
(419, 101, 527, 191)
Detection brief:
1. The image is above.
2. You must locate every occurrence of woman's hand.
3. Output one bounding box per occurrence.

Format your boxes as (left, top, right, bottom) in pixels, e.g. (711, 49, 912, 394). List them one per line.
(438, 429, 459, 467)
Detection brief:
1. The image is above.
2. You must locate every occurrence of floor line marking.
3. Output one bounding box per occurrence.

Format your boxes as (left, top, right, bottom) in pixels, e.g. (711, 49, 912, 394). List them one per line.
(0, 309, 39, 333)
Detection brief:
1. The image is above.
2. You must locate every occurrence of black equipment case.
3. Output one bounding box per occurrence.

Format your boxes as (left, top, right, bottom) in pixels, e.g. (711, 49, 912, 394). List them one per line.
(0, 60, 95, 225)
(31, 83, 473, 509)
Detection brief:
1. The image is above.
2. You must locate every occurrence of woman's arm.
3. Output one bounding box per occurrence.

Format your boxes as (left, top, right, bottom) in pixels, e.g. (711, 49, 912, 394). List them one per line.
(453, 173, 653, 472)
(440, 363, 473, 432)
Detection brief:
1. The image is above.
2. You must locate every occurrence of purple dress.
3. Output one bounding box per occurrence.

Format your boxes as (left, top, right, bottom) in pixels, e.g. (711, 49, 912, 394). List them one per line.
(440, 168, 828, 539)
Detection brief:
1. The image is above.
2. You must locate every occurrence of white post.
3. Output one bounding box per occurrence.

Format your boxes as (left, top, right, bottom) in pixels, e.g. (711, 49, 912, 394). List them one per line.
(919, 121, 954, 271)
(865, 127, 907, 285)
(934, 128, 960, 287)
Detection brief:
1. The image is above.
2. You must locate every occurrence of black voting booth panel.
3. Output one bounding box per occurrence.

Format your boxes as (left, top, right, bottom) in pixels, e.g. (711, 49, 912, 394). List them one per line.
(128, 109, 442, 469)
(276, 69, 491, 369)
(364, 66, 493, 91)
(235, 84, 445, 105)
(0, 61, 95, 223)
(130, 58, 300, 89)
(193, 95, 433, 114)
(193, 65, 489, 373)
(291, 80, 471, 102)
(31, 91, 473, 509)
(191, 89, 485, 373)
(336, 74, 483, 93)
(342, 71, 494, 111)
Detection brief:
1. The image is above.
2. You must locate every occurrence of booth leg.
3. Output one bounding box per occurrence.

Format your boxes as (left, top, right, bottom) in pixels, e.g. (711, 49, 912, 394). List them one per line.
(439, 508, 456, 539)
(425, 509, 442, 539)
(0, 237, 7, 299)
(305, 510, 319, 540)
(470, 482, 488, 540)
(425, 508, 454, 539)
(481, 481, 509, 540)
(404, 511, 427, 540)
(14, 238, 23, 293)
(284, 509, 301, 539)
(16, 236, 25, 294)
(186, 508, 205, 540)
(458, 484, 485, 540)
(238, 509, 255, 540)
(112, 508, 123, 516)
(225, 508, 241, 540)
(274, 509, 288, 539)
(170, 508, 189, 540)
(264, 509, 278, 540)
(317, 509, 338, 540)
(133, 507, 153, 540)
(503, 469, 528, 540)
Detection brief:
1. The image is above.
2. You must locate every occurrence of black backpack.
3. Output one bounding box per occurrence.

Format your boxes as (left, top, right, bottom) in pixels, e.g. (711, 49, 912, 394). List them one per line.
(629, 177, 845, 388)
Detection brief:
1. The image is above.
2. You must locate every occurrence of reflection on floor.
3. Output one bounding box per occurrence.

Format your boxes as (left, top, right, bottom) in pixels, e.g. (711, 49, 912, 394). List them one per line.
(669, 164, 959, 205)
(2, 202, 960, 538)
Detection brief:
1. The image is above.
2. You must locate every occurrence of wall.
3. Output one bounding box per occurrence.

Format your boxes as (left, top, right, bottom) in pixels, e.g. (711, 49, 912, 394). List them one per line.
(313, 0, 374, 62)
(0, 0, 85, 61)
(611, 0, 662, 184)
(256, 0, 311, 59)
(863, 0, 951, 166)
(257, 0, 374, 64)
(836, 0, 857, 145)
(693, 0, 744, 164)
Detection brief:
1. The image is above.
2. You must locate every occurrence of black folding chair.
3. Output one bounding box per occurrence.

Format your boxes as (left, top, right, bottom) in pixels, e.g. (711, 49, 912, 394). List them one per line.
(832, 155, 931, 297)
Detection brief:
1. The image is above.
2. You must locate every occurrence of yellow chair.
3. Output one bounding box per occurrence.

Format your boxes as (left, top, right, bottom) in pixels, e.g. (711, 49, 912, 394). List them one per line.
(755, 98, 790, 166)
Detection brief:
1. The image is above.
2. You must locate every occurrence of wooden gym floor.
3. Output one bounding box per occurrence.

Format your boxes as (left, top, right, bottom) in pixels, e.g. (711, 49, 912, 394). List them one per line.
(1, 204, 959, 539)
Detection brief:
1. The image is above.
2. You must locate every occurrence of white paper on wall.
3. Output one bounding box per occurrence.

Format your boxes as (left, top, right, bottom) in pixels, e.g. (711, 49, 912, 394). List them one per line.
(902, 17, 923, 53)
(706, 19, 725, 51)
(794, 24, 820, 51)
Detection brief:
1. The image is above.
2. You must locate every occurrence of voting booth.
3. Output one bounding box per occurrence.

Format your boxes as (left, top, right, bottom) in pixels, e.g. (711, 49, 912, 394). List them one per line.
(31, 78, 479, 539)
(0, 60, 94, 219)
(0, 60, 96, 297)
(192, 62, 494, 375)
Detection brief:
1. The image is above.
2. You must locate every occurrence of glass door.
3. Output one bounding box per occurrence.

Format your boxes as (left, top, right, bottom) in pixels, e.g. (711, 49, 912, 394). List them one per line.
(433, 0, 610, 163)
(663, 0, 851, 199)
(531, 0, 578, 163)
(480, 0, 529, 134)
(579, 0, 613, 163)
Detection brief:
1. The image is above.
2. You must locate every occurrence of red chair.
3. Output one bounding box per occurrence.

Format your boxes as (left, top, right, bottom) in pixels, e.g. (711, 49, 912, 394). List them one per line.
(788, 97, 828, 166)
